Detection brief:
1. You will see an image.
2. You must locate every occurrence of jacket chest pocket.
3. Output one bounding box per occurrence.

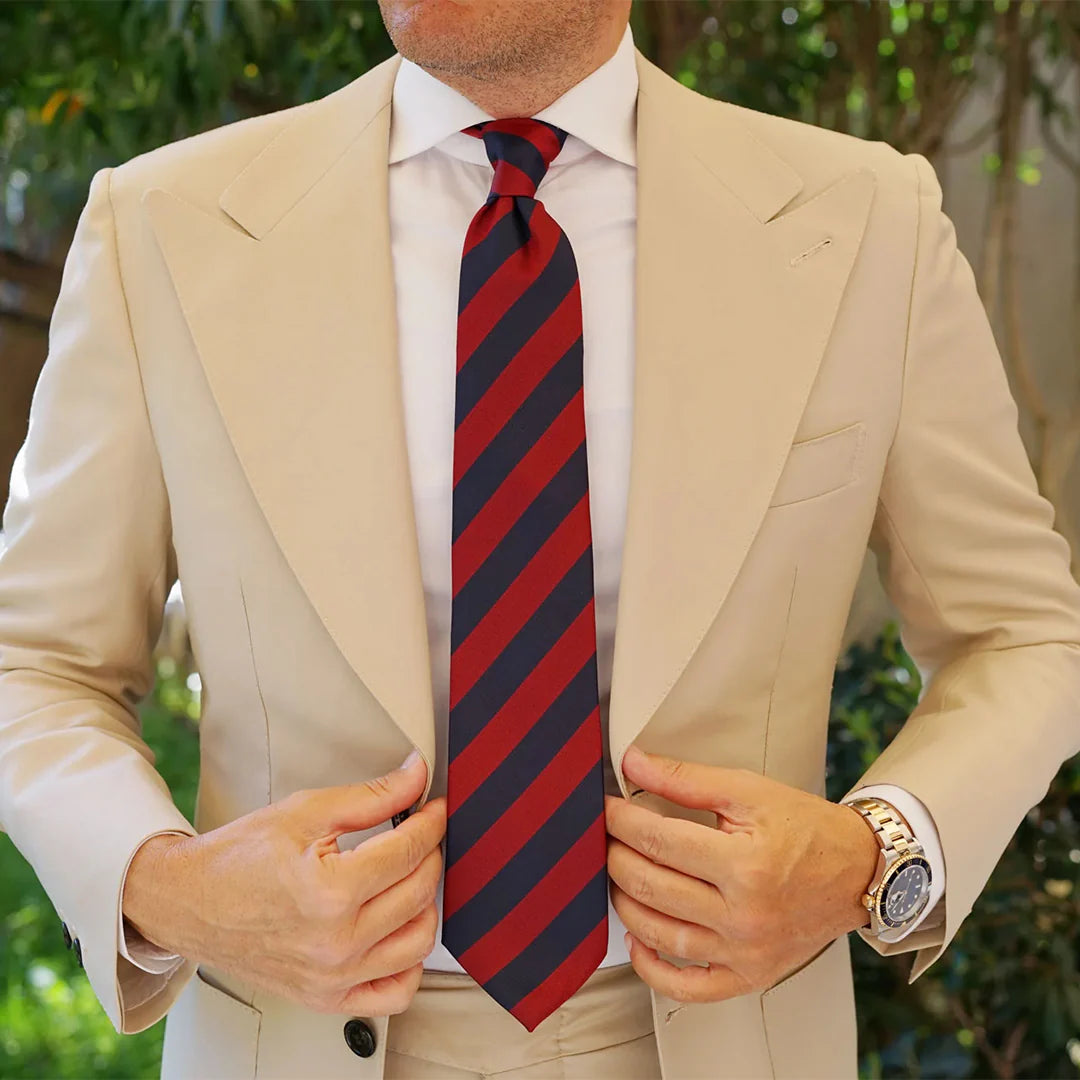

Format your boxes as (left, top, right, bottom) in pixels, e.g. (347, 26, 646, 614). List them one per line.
(769, 421, 866, 508)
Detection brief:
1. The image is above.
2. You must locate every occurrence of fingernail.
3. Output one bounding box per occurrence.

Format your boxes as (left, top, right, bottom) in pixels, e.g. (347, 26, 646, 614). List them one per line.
(624, 931, 633, 951)
(623, 745, 645, 766)
(398, 748, 422, 771)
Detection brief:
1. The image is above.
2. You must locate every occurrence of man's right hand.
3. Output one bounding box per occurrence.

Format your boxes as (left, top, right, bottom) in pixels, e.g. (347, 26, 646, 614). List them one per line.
(121, 751, 445, 1016)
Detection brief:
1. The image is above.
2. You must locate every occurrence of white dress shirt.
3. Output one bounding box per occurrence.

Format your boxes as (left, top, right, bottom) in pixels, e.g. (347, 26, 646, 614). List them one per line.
(121, 21, 943, 975)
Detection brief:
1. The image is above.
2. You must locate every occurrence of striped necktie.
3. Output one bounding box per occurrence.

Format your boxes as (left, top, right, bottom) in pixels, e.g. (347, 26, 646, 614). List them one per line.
(442, 117, 608, 1031)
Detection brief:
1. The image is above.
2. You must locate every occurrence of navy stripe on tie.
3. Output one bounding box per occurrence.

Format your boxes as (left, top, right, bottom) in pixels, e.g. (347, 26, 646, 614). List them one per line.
(458, 200, 538, 314)
(449, 549, 594, 746)
(451, 445, 587, 647)
(483, 131, 550, 189)
(442, 759, 604, 954)
(452, 337, 583, 541)
(446, 658, 598, 857)
(483, 867, 608, 1007)
(455, 230, 577, 423)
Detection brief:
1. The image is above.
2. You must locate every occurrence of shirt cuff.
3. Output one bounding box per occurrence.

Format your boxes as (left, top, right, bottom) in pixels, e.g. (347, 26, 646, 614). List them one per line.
(117, 830, 189, 975)
(843, 783, 946, 943)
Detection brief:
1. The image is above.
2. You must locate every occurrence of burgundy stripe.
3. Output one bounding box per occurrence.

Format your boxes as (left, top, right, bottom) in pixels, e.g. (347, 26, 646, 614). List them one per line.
(463, 196, 514, 257)
(488, 117, 564, 164)
(457, 209, 562, 365)
(453, 281, 582, 483)
(447, 603, 596, 807)
(509, 919, 608, 1032)
(451, 393, 585, 590)
(443, 708, 602, 919)
(449, 496, 590, 708)
(456, 814, 605, 985)
(492, 158, 544, 198)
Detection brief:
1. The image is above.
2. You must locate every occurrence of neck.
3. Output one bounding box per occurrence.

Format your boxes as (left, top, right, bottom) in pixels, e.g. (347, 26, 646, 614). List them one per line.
(430, 20, 626, 119)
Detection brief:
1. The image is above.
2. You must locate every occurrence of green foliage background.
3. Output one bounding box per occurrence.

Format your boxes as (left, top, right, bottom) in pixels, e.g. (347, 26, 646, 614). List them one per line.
(2, 1, 1079, 1077)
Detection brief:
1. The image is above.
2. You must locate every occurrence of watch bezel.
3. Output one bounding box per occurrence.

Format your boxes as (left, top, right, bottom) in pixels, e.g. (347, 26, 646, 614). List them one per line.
(875, 852, 932, 929)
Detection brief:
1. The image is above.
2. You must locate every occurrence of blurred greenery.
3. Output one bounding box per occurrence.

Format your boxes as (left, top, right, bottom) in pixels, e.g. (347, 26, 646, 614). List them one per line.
(830, 626, 1080, 1079)
(2, 629, 1078, 1078)
(0, 658, 198, 1079)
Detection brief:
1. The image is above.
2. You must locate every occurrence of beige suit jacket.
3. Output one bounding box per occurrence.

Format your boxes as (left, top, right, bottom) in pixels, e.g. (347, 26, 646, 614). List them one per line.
(2, 45, 1080, 1080)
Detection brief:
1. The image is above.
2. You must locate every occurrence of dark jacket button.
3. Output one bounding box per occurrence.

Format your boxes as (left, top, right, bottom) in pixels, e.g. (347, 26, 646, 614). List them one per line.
(343, 1018, 376, 1058)
(61, 922, 72, 950)
(72, 938, 83, 969)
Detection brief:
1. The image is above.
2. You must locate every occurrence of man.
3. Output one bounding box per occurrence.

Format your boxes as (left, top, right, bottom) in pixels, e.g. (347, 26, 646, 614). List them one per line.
(1, 0, 1078, 1076)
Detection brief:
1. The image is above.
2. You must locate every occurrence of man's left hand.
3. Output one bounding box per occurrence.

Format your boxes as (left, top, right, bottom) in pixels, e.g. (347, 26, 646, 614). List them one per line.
(605, 745, 880, 1004)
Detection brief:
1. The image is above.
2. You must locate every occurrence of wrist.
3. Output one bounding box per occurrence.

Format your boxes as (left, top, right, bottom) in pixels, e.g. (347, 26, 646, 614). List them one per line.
(122, 832, 193, 954)
(840, 802, 881, 932)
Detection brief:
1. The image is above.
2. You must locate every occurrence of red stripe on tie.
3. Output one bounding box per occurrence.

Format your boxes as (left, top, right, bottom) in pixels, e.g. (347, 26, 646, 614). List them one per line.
(452, 391, 584, 590)
(456, 814, 606, 985)
(453, 281, 582, 482)
(509, 917, 608, 1032)
(491, 159, 543, 199)
(463, 197, 514, 256)
(447, 603, 596, 808)
(443, 707, 601, 919)
(449, 496, 590, 709)
(488, 118, 565, 166)
(458, 210, 562, 364)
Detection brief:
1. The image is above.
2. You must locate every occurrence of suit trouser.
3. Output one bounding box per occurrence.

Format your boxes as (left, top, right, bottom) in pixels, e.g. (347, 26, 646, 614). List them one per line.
(384, 963, 661, 1079)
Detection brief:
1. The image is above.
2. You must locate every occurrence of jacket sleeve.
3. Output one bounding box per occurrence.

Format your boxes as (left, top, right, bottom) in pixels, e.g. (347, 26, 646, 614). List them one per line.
(0, 167, 198, 1032)
(844, 150, 1080, 981)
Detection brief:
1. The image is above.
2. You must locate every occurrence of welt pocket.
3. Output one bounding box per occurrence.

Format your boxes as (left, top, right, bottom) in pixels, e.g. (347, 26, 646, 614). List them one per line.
(768, 421, 866, 508)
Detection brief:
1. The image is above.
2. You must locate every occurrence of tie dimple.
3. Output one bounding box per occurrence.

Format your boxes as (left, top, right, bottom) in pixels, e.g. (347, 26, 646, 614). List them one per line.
(444, 116, 607, 1032)
(464, 118, 569, 199)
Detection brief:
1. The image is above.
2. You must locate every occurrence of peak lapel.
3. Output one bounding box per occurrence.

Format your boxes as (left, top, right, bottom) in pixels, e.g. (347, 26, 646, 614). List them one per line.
(144, 55, 438, 784)
(609, 52, 876, 790)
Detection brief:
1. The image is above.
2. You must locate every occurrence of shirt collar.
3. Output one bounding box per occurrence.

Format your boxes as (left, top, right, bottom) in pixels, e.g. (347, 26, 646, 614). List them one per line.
(387, 21, 638, 168)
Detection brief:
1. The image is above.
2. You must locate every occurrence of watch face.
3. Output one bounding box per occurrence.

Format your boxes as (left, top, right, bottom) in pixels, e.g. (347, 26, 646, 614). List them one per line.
(880, 856, 932, 928)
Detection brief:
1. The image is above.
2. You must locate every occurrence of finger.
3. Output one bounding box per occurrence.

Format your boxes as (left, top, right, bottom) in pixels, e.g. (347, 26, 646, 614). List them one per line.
(350, 904, 439, 983)
(620, 746, 761, 822)
(604, 795, 736, 885)
(610, 883, 724, 965)
(607, 837, 722, 926)
(354, 846, 443, 947)
(626, 934, 750, 1004)
(339, 961, 425, 1017)
(293, 752, 430, 839)
(337, 797, 447, 905)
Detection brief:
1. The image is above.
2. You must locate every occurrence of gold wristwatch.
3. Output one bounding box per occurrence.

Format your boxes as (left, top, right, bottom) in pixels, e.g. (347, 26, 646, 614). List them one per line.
(846, 797, 932, 935)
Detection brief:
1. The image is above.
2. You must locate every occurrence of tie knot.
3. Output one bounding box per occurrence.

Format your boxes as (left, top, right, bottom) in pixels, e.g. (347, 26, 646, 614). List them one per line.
(463, 118, 569, 199)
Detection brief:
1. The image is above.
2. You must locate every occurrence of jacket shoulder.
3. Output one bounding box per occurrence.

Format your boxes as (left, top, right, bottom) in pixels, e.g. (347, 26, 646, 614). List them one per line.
(107, 99, 314, 218)
(719, 98, 916, 197)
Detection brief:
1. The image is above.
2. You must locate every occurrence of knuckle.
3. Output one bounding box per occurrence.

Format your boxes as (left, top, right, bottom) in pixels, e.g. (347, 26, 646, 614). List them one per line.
(319, 885, 355, 922)
(631, 868, 654, 904)
(639, 826, 665, 862)
(637, 921, 665, 952)
(363, 773, 395, 801)
(406, 828, 430, 870)
(381, 976, 420, 1015)
(412, 871, 439, 913)
(304, 989, 341, 1014)
(280, 788, 315, 817)
(664, 758, 685, 781)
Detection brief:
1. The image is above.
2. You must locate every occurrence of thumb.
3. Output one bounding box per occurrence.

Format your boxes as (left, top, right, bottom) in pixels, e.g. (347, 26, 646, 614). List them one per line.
(620, 745, 760, 820)
(296, 750, 428, 838)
